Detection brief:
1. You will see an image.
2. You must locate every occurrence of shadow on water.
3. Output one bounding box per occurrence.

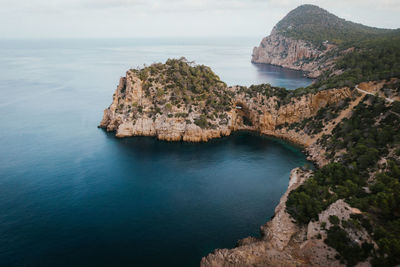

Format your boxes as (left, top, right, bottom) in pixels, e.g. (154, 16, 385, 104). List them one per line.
(101, 129, 308, 166)
(251, 63, 313, 89)
(0, 38, 315, 267)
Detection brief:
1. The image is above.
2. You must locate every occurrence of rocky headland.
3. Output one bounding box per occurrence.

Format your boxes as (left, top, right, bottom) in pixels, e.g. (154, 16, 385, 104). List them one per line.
(252, 27, 336, 78)
(251, 5, 391, 79)
(100, 4, 400, 266)
(99, 58, 400, 266)
(98, 58, 353, 164)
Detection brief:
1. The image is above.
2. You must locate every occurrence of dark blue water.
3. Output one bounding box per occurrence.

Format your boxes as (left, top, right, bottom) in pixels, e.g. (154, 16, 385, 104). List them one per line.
(0, 38, 310, 266)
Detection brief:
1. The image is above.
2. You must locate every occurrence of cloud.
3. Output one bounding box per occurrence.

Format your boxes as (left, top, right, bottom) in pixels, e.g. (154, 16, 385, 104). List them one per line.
(83, 0, 146, 8)
(2, 0, 400, 13)
(0, 0, 398, 38)
(81, 0, 269, 11)
(264, 0, 400, 11)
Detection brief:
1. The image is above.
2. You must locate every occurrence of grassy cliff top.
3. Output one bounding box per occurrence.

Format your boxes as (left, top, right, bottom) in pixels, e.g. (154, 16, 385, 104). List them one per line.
(130, 57, 226, 93)
(312, 30, 400, 89)
(275, 4, 393, 46)
(127, 58, 234, 129)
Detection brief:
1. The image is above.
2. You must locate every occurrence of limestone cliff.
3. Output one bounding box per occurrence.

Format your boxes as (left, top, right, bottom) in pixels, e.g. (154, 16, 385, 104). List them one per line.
(252, 4, 392, 78)
(252, 28, 336, 78)
(99, 59, 352, 153)
(99, 59, 399, 266)
(200, 169, 351, 267)
(200, 79, 400, 267)
(99, 58, 234, 142)
(99, 75, 232, 142)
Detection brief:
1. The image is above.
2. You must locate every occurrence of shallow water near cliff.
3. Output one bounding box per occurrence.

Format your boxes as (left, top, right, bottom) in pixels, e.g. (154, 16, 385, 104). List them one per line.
(0, 38, 310, 266)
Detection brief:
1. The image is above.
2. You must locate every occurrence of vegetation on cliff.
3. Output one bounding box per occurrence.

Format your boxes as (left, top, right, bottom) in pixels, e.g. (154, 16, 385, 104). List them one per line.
(263, 4, 400, 89)
(287, 95, 400, 266)
(312, 30, 400, 89)
(128, 57, 233, 129)
(268, 7, 400, 264)
(103, 57, 400, 267)
(276, 5, 392, 46)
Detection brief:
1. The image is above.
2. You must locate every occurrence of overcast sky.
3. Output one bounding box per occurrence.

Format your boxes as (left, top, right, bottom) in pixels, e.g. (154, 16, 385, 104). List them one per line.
(1, 0, 399, 38)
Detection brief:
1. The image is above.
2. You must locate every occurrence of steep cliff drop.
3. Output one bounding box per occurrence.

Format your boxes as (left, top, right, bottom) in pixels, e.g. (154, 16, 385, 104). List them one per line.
(98, 58, 352, 158)
(251, 4, 391, 78)
(99, 56, 400, 266)
(251, 27, 336, 78)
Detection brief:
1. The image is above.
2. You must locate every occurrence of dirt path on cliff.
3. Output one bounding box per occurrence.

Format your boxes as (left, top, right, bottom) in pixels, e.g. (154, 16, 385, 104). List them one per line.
(313, 85, 398, 143)
(355, 85, 395, 103)
(310, 91, 365, 144)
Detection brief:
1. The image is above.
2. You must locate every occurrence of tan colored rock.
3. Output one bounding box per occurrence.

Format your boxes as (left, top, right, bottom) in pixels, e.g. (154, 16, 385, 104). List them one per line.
(260, 168, 308, 250)
(200, 168, 344, 267)
(252, 29, 337, 78)
(99, 69, 368, 267)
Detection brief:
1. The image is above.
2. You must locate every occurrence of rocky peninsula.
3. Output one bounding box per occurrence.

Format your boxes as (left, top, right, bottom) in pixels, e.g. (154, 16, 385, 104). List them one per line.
(100, 4, 400, 266)
(100, 58, 399, 266)
(252, 5, 391, 78)
(99, 58, 352, 164)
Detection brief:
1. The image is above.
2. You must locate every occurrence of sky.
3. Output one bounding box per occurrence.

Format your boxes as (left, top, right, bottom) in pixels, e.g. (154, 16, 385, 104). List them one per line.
(0, 0, 399, 38)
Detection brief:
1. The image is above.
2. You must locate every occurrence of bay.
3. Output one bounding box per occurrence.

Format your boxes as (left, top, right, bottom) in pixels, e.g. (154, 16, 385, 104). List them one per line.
(0, 37, 311, 266)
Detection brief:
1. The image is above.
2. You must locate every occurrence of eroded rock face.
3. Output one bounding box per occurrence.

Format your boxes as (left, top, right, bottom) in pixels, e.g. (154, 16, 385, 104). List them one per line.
(200, 171, 374, 267)
(98, 72, 233, 142)
(99, 70, 352, 149)
(99, 67, 363, 267)
(252, 29, 337, 78)
(200, 169, 345, 267)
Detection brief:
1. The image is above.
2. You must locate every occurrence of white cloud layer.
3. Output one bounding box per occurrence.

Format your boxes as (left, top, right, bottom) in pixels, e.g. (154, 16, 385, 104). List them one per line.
(0, 0, 399, 38)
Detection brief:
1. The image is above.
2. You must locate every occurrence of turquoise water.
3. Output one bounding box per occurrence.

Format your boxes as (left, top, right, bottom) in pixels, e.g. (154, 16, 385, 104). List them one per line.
(0, 38, 310, 266)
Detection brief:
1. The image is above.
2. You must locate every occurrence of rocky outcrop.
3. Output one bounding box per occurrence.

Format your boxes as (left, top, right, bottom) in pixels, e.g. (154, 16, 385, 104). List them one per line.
(99, 66, 354, 170)
(200, 169, 347, 267)
(99, 69, 352, 148)
(98, 73, 233, 142)
(252, 28, 336, 78)
(100, 61, 366, 267)
(200, 173, 373, 267)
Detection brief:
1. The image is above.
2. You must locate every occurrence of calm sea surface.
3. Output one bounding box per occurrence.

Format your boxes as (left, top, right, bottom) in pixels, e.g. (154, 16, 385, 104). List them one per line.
(0, 38, 311, 266)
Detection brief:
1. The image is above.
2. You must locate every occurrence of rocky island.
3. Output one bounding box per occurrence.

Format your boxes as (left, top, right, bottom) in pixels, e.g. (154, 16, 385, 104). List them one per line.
(100, 5, 400, 267)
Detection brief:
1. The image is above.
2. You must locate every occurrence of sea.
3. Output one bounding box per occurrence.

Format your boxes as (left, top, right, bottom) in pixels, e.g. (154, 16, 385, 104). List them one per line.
(0, 37, 312, 266)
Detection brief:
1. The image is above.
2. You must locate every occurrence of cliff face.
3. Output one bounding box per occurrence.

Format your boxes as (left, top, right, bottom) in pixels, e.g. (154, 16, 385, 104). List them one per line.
(200, 172, 371, 267)
(251, 4, 394, 79)
(99, 59, 378, 267)
(252, 28, 336, 78)
(99, 74, 232, 142)
(99, 66, 352, 149)
(200, 168, 350, 267)
(200, 80, 400, 266)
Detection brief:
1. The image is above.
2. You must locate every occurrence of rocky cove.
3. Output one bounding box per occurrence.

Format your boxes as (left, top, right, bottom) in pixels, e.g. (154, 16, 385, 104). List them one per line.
(99, 60, 353, 164)
(99, 58, 367, 266)
(0, 1, 399, 266)
(97, 4, 400, 265)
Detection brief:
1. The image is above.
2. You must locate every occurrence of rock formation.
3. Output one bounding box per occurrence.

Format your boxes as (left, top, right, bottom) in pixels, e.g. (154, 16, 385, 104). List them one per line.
(252, 28, 336, 78)
(99, 59, 352, 150)
(251, 4, 392, 78)
(99, 58, 400, 266)
(200, 168, 348, 267)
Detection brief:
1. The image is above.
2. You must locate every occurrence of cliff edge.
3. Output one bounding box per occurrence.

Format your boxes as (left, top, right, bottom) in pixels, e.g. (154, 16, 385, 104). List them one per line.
(251, 5, 391, 78)
(99, 58, 400, 266)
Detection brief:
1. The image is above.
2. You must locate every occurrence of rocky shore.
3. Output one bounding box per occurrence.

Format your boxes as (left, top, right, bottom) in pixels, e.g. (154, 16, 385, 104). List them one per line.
(200, 168, 343, 267)
(251, 28, 336, 78)
(99, 65, 353, 167)
(99, 58, 393, 266)
(99, 68, 352, 144)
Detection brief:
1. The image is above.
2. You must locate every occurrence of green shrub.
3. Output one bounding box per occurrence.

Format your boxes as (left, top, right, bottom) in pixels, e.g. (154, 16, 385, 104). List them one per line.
(194, 115, 208, 129)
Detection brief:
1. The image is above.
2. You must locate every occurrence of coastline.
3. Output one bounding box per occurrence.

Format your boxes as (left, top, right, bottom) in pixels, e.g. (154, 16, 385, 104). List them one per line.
(250, 61, 314, 80)
(100, 126, 324, 265)
(98, 60, 366, 266)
